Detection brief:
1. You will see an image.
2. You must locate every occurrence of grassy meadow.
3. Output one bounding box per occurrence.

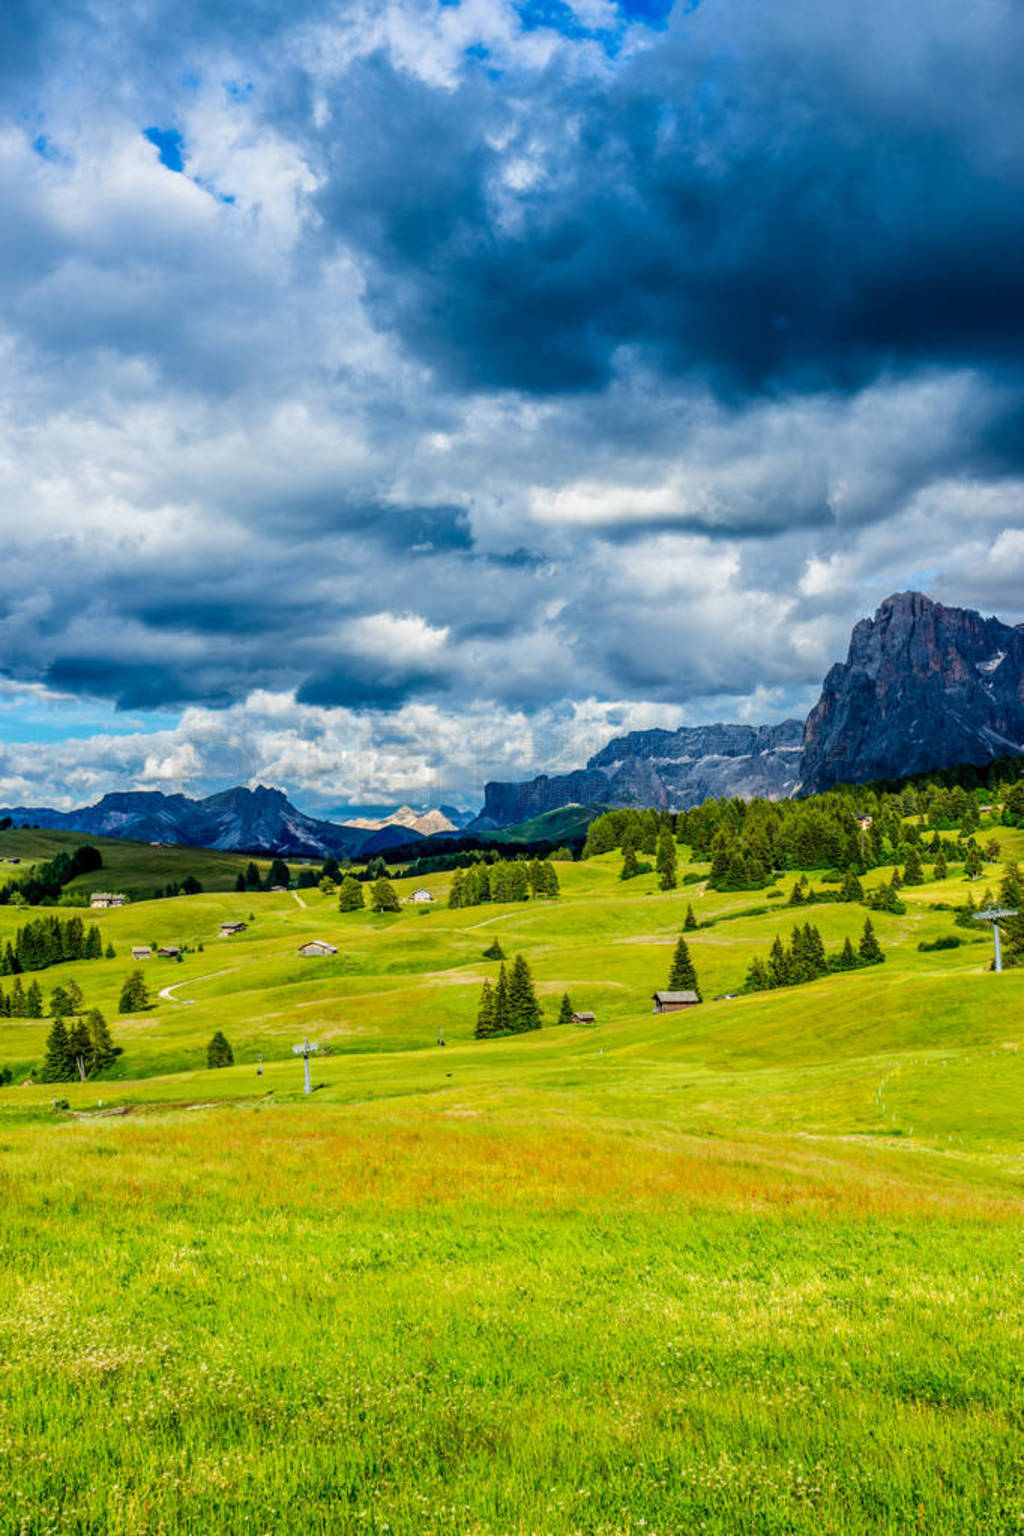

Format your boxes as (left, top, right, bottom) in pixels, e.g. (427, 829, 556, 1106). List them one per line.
(3, 827, 1024, 1531)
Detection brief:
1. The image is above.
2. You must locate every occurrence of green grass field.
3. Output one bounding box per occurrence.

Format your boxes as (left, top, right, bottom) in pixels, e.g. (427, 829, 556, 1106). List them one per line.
(3, 833, 1024, 1532)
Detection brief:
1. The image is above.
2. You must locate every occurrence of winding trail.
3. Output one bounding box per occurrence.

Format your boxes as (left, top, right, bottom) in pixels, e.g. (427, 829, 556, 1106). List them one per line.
(291, 890, 307, 909)
(158, 968, 233, 1004)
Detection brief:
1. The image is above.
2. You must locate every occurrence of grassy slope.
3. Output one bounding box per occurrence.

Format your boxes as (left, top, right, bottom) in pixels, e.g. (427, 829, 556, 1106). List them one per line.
(0, 825, 319, 897)
(3, 827, 1024, 1532)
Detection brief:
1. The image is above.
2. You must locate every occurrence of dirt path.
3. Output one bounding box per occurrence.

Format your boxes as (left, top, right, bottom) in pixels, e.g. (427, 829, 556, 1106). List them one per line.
(291, 890, 307, 908)
(158, 968, 233, 1004)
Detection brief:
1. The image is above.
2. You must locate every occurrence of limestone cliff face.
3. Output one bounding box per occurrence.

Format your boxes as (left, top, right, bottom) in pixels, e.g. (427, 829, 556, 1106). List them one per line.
(475, 720, 804, 827)
(801, 591, 1024, 790)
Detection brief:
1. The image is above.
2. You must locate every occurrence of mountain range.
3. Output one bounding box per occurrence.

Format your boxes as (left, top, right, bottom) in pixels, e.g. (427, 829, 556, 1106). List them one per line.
(5, 592, 1024, 851)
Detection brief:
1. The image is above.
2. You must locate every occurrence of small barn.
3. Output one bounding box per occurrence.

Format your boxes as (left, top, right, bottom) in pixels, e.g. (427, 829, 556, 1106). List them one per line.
(298, 940, 338, 957)
(572, 1010, 596, 1025)
(91, 892, 126, 908)
(652, 990, 699, 1014)
(157, 946, 181, 959)
(408, 888, 434, 903)
(220, 921, 247, 936)
(132, 946, 152, 961)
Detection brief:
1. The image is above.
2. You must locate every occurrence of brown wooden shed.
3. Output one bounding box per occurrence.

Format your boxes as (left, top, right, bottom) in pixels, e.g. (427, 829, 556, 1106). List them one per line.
(652, 990, 699, 1013)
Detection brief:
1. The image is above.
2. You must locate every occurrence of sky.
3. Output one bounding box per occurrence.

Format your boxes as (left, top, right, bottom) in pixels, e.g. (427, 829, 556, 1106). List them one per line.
(0, 0, 1023, 812)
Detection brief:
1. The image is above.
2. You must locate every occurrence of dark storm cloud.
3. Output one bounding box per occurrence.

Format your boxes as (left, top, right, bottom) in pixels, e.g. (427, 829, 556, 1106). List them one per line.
(312, 3, 1024, 399)
(1, 0, 1023, 766)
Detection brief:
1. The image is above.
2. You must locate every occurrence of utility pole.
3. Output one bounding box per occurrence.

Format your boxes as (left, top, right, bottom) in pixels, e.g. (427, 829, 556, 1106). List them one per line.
(973, 908, 1018, 972)
(292, 1037, 319, 1093)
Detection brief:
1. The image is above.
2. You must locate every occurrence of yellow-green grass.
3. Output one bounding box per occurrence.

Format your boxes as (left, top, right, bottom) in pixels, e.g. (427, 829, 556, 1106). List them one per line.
(0, 825, 321, 897)
(3, 839, 1024, 1531)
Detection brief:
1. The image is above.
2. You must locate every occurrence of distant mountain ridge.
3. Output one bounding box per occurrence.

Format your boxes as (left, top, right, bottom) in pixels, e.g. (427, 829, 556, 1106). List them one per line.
(0, 785, 428, 860)
(471, 720, 805, 828)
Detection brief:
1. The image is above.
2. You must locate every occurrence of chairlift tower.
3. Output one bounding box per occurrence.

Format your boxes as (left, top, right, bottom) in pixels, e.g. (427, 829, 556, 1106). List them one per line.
(972, 908, 1018, 973)
(292, 1037, 319, 1094)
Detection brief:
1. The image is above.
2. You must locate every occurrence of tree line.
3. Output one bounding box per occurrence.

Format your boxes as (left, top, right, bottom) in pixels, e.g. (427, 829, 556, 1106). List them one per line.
(0, 845, 103, 907)
(450, 859, 560, 909)
(0, 915, 108, 973)
(744, 919, 884, 992)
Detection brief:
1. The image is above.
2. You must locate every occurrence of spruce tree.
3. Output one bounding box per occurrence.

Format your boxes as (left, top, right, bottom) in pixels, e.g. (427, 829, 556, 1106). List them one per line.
(474, 979, 497, 1039)
(902, 847, 924, 886)
(67, 1018, 93, 1081)
(507, 954, 542, 1032)
(859, 918, 884, 965)
(50, 984, 72, 1018)
(105, 942, 116, 959)
(620, 846, 640, 881)
(933, 847, 948, 880)
(493, 963, 512, 1035)
(207, 1031, 234, 1068)
(482, 939, 505, 960)
(338, 875, 365, 912)
(667, 938, 701, 1001)
(25, 980, 42, 1018)
(683, 903, 698, 931)
(88, 1009, 116, 1072)
(656, 828, 677, 891)
(447, 869, 465, 909)
(84, 925, 102, 959)
(745, 956, 769, 992)
(40, 1016, 72, 1083)
(235, 872, 247, 892)
(557, 992, 573, 1026)
(118, 970, 149, 1014)
(840, 871, 864, 903)
(837, 936, 858, 970)
(10, 977, 25, 1015)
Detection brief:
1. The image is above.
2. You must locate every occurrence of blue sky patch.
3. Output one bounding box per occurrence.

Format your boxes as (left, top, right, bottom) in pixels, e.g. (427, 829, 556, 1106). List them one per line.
(143, 125, 185, 173)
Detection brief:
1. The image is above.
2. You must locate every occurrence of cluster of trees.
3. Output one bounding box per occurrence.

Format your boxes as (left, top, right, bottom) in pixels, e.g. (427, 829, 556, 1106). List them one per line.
(40, 1010, 117, 1082)
(744, 919, 884, 992)
(337, 874, 400, 912)
(1, 915, 106, 973)
(152, 874, 203, 899)
(475, 955, 542, 1037)
(449, 859, 560, 909)
(0, 845, 103, 907)
(582, 780, 1004, 894)
(0, 978, 44, 1016)
(234, 858, 293, 892)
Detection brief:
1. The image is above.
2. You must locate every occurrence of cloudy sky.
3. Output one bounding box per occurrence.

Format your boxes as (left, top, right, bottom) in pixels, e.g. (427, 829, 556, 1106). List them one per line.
(1, 0, 1022, 811)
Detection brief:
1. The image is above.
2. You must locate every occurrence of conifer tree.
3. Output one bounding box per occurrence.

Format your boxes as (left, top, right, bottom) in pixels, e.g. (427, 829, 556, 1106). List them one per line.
(447, 868, 465, 909)
(859, 918, 884, 965)
(66, 978, 84, 1014)
(84, 925, 102, 959)
(840, 870, 864, 902)
(964, 841, 983, 879)
(667, 938, 701, 1001)
(767, 935, 791, 989)
(557, 992, 573, 1026)
(683, 903, 698, 931)
(88, 1009, 116, 1073)
(788, 880, 805, 906)
(493, 963, 512, 1035)
(118, 970, 149, 1014)
(40, 1016, 72, 1083)
(933, 847, 948, 880)
(902, 847, 924, 886)
(745, 955, 770, 992)
(235, 872, 247, 892)
(482, 939, 505, 960)
(836, 936, 858, 970)
(207, 1031, 234, 1068)
(656, 828, 677, 891)
(67, 1018, 93, 1081)
(620, 845, 640, 881)
(25, 980, 42, 1018)
(338, 875, 365, 912)
(10, 977, 25, 1015)
(50, 984, 72, 1018)
(507, 954, 542, 1032)
(105, 942, 116, 959)
(475, 979, 497, 1039)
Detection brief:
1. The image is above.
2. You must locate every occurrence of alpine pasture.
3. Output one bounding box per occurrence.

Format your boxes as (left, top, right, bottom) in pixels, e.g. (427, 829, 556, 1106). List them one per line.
(3, 830, 1024, 1533)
